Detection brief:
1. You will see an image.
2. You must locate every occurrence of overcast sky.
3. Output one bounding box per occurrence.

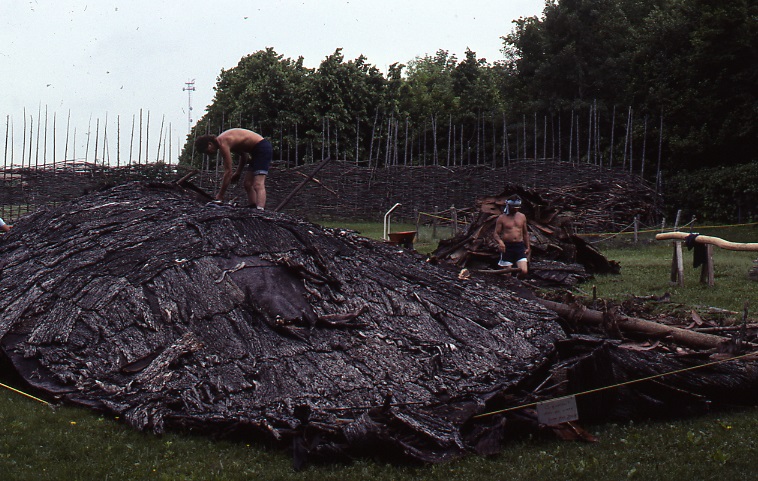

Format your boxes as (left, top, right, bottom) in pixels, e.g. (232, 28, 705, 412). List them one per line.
(1, 0, 545, 164)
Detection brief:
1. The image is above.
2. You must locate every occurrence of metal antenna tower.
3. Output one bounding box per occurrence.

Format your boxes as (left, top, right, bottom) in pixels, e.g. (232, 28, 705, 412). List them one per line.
(183, 79, 196, 135)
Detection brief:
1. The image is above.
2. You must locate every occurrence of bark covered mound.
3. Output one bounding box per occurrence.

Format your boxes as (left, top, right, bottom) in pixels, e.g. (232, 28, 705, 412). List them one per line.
(0, 182, 564, 464)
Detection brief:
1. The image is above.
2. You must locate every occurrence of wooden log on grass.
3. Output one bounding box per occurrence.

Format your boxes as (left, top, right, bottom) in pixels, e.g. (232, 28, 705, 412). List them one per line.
(537, 298, 752, 350)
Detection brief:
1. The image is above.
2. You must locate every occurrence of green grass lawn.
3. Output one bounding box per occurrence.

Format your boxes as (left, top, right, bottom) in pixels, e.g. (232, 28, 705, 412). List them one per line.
(1, 222, 756, 480)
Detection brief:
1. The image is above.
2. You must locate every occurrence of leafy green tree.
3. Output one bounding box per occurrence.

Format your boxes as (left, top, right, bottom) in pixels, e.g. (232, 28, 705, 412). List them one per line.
(307, 49, 387, 161)
(635, 0, 757, 171)
(180, 48, 312, 166)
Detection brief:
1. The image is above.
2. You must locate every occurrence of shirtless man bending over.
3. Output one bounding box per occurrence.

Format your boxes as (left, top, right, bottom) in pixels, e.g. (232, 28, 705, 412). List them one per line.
(194, 128, 273, 209)
(493, 196, 531, 276)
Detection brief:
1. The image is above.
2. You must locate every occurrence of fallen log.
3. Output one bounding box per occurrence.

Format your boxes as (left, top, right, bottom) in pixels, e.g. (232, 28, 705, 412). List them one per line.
(537, 299, 753, 350)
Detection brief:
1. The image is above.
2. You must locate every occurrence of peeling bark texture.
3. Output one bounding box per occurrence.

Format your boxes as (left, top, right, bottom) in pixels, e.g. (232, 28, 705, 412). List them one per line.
(433, 185, 620, 281)
(550, 337, 758, 421)
(0, 182, 564, 464)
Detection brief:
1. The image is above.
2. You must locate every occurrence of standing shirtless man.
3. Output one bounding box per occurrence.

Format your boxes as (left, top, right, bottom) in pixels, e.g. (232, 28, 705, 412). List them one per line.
(194, 128, 273, 209)
(493, 196, 531, 276)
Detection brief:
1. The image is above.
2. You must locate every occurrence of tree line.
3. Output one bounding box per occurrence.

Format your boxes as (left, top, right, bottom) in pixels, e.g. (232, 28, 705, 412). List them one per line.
(179, 0, 756, 216)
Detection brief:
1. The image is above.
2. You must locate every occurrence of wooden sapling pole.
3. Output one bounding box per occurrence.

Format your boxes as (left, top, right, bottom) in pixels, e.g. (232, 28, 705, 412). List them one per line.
(432, 205, 439, 239)
(575, 112, 580, 164)
(543, 114, 547, 161)
(523, 114, 527, 160)
(656, 114, 663, 193)
(144, 110, 150, 166)
(533, 111, 537, 161)
(568, 109, 573, 164)
(43, 106, 48, 166)
(94, 118, 100, 165)
(129, 114, 135, 165)
(634, 215, 639, 244)
(671, 240, 684, 286)
(156, 115, 165, 162)
(3, 115, 8, 174)
(64, 110, 70, 163)
(138, 109, 143, 165)
(52, 111, 56, 170)
(451, 206, 458, 234)
(557, 111, 561, 162)
(273, 157, 332, 213)
(699, 244, 715, 286)
(102, 113, 108, 166)
(640, 114, 648, 179)
(608, 105, 616, 169)
(22, 108, 27, 169)
(35, 104, 41, 168)
(587, 104, 592, 164)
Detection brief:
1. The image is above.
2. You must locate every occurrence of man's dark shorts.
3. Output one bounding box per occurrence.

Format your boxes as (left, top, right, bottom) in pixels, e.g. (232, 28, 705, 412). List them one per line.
(500, 241, 528, 265)
(244, 139, 273, 175)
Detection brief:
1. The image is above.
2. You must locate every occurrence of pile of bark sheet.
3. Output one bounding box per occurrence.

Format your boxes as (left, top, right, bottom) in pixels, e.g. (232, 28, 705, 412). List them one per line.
(1, 182, 756, 468)
(0, 181, 564, 465)
(432, 184, 620, 287)
(498, 162, 663, 234)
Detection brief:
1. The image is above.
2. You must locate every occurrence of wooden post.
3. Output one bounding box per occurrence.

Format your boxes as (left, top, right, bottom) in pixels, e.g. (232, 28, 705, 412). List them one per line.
(671, 241, 684, 286)
(633, 215, 639, 243)
(700, 244, 715, 286)
(451, 206, 458, 235)
(432, 206, 439, 239)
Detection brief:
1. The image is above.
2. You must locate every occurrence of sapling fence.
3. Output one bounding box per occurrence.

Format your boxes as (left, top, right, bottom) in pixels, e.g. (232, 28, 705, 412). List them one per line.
(3, 104, 665, 231)
(191, 106, 666, 192)
(1, 157, 661, 237)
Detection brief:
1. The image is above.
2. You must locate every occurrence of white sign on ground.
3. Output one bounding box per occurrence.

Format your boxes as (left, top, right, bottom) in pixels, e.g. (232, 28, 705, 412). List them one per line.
(536, 395, 579, 425)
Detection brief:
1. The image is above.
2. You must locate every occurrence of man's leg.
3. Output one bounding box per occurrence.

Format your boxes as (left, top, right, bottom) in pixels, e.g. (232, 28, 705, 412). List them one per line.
(516, 259, 528, 277)
(248, 174, 266, 209)
(243, 174, 258, 207)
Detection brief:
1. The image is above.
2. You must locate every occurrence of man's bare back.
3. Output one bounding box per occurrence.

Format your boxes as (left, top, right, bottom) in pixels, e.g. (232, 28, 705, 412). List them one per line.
(215, 128, 264, 153)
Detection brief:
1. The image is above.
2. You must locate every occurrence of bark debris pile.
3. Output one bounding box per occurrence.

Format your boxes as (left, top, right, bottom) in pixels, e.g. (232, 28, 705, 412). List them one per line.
(433, 185, 620, 286)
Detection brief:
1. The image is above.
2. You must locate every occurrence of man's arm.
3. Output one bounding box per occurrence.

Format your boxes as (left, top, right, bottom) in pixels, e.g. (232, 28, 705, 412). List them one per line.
(231, 153, 247, 183)
(493, 216, 506, 252)
(521, 214, 530, 253)
(216, 143, 234, 200)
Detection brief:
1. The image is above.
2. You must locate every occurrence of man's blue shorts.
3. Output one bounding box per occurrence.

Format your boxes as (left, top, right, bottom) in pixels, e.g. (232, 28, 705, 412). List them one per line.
(244, 139, 273, 175)
(499, 241, 528, 266)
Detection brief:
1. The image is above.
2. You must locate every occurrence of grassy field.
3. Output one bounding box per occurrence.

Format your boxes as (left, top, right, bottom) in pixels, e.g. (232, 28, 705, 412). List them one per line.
(1, 222, 756, 480)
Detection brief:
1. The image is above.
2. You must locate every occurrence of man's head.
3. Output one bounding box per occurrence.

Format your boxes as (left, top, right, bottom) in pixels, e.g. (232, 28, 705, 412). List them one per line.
(194, 135, 219, 155)
(504, 196, 522, 215)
